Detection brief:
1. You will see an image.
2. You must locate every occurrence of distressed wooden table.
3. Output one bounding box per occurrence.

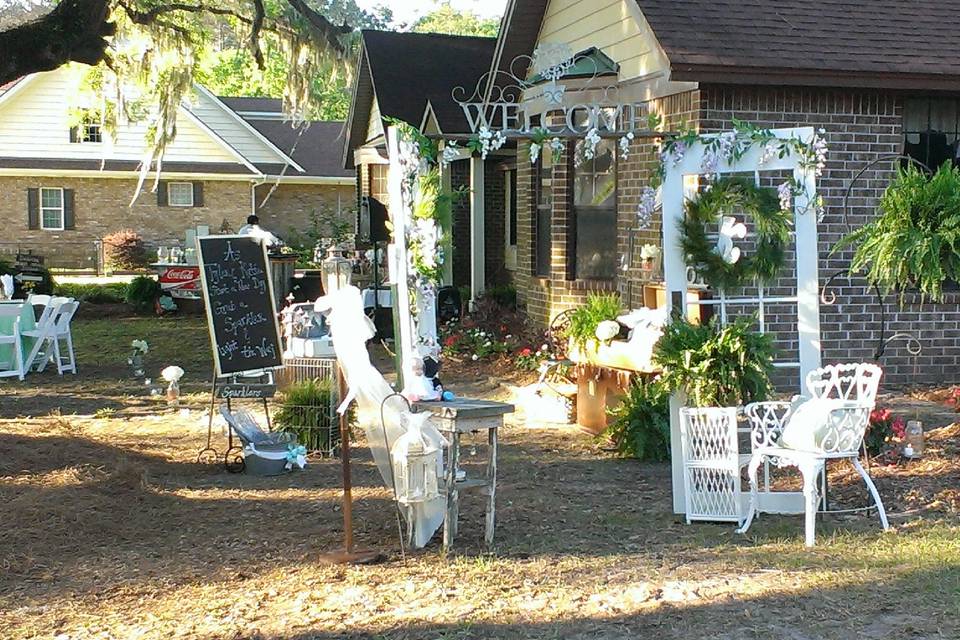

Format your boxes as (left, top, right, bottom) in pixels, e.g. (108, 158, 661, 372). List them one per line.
(413, 398, 514, 549)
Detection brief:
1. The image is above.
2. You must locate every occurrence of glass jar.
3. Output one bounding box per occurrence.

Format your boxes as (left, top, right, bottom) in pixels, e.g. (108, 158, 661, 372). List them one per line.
(904, 420, 924, 458)
(166, 379, 180, 407)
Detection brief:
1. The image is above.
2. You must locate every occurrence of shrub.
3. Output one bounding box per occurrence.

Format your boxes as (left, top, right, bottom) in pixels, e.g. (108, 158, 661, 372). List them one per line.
(838, 162, 960, 303)
(653, 316, 776, 407)
(864, 407, 906, 458)
(482, 284, 517, 309)
(568, 293, 621, 350)
(1, 260, 54, 298)
(604, 380, 671, 461)
(103, 229, 149, 271)
(125, 276, 160, 313)
(55, 282, 127, 303)
(273, 379, 344, 453)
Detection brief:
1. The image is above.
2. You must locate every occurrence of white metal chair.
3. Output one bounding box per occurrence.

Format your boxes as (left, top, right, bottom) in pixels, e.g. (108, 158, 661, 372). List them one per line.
(738, 363, 889, 546)
(679, 406, 743, 523)
(0, 305, 26, 380)
(49, 300, 78, 374)
(20, 302, 62, 372)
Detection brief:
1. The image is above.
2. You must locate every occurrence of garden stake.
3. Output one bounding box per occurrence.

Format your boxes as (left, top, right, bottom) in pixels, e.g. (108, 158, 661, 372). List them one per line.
(319, 363, 382, 565)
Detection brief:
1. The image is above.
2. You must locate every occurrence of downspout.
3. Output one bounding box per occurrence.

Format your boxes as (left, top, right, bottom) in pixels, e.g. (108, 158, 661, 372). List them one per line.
(250, 176, 268, 216)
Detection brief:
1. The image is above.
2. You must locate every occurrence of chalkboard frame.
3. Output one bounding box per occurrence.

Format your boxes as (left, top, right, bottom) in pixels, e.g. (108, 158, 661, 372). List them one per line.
(196, 234, 283, 377)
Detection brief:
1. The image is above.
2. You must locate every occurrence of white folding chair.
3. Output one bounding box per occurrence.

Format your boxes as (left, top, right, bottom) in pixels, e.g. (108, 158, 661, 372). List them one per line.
(0, 305, 25, 380)
(21, 302, 62, 372)
(738, 363, 888, 547)
(26, 294, 52, 307)
(49, 300, 78, 374)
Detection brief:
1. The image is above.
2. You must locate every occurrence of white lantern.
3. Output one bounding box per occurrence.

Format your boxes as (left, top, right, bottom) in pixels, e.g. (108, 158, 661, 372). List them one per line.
(391, 413, 441, 505)
(322, 245, 353, 294)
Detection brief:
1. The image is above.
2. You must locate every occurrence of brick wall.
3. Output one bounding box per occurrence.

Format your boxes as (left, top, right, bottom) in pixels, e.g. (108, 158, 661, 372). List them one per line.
(450, 159, 470, 287)
(0, 176, 354, 270)
(483, 160, 509, 287)
(513, 85, 959, 387)
(699, 85, 960, 387)
(256, 183, 356, 239)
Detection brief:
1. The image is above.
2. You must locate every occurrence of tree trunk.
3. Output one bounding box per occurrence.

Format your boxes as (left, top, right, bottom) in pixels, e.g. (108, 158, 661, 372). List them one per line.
(0, 0, 114, 86)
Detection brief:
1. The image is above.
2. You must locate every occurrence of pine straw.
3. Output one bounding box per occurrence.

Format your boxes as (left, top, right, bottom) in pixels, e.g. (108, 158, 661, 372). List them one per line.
(0, 392, 959, 638)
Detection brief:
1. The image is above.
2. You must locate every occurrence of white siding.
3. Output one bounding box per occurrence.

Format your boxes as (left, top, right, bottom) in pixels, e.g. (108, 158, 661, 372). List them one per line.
(185, 89, 290, 164)
(537, 0, 668, 81)
(365, 97, 384, 143)
(0, 67, 239, 164)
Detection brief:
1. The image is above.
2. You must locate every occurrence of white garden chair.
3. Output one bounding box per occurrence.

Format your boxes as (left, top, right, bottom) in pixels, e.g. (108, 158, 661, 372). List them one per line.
(21, 302, 62, 372)
(48, 300, 78, 374)
(26, 294, 52, 307)
(0, 305, 26, 380)
(737, 363, 889, 547)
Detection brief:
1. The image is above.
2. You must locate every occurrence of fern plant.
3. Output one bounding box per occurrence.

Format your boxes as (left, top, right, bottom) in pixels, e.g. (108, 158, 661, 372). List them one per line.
(604, 380, 671, 461)
(838, 162, 960, 303)
(567, 293, 622, 350)
(653, 316, 776, 407)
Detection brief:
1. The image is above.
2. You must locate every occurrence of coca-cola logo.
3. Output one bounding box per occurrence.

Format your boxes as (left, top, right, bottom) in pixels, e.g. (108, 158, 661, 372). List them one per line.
(161, 268, 199, 282)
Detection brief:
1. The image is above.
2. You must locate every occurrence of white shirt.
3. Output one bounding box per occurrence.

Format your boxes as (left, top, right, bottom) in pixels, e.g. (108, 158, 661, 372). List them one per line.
(238, 223, 281, 248)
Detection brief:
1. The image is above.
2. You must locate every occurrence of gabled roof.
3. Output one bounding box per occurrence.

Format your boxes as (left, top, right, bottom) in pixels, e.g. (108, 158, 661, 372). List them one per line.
(492, 0, 960, 92)
(636, 0, 960, 88)
(246, 118, 353, 178)
(343, 30, 497, 166)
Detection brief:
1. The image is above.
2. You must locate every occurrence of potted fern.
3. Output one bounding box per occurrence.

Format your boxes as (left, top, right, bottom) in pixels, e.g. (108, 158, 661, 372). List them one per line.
(838, 162, 960, 303)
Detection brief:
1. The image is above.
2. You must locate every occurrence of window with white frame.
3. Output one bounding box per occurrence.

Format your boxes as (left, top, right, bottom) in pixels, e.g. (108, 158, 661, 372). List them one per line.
(167, 182, 194, 207)
(40, 187, 64, 230)
(69, 110, 103, 143)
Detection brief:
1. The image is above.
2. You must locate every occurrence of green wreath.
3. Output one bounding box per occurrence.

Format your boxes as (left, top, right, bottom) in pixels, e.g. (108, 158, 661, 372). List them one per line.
(680, 178, 791, 291)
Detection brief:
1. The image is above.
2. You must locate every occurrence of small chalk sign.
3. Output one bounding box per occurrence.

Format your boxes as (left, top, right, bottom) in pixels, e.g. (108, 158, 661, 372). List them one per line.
(197, 235, 283, 376)
(216, 383, 277, 399)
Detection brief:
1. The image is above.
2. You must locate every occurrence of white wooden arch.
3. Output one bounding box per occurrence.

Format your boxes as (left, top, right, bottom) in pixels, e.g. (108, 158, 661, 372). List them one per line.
(661, 127, 823, 514)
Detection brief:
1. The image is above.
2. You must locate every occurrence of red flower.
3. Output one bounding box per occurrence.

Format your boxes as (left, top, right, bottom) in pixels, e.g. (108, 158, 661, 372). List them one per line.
(444, 336, 457, 347)
(519, 347, 532, 357)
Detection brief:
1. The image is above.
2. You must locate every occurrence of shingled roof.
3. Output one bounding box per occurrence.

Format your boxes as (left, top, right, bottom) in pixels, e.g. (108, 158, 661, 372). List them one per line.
(636, 0, 960, 88)
(343, 30, 497, 167)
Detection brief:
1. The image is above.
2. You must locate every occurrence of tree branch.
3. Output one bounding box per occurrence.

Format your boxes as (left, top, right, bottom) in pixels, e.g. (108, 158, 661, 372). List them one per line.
(0, 0, 114, 85)
(285, 0, 351, 57)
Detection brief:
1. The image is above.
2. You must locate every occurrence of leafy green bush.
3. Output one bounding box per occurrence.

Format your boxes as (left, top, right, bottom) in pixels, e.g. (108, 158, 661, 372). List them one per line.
(124, 276, 160, 313)
(0, 260, 55, 297)
(55, 282, 128, 303)
(482, 284, 517, 309)
(568, 293, 621, 349)
(285, 206, 355, 268)
(653, 316, 776, 407)
(604, 380, 671, 461)
(838, 162, 960, 302)
(273, 379, 347, 453)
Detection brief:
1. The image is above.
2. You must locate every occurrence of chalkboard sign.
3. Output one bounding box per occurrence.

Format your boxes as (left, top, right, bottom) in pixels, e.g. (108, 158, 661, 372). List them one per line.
(197, 235, 283, 376)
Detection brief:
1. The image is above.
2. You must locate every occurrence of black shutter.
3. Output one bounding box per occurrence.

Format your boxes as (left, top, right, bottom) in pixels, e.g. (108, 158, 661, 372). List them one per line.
(27, 188, 39, 229)
(157, 181, 168, 206)
(192, 181, 204, 207)
(69, 126, 79, 143)
(63, 189, 75, 230)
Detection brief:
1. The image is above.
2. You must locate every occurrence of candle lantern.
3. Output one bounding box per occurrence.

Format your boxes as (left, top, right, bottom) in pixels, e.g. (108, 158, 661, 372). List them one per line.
(904, 420, 924, 458)
(322, 245, 353, 294)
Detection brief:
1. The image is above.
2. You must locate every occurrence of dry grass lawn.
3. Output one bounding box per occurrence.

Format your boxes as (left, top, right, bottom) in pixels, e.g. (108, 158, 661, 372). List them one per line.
(0, 315, 958, 639)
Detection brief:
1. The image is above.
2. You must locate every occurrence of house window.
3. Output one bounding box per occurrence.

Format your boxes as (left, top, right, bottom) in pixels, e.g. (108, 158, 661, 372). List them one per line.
(69, 111, 102, 143)
(167, 182, 195, 207)
(904, 98, 960, 170)
(504, 169, 517, 270)
(533, 153, 552, 277)
(572, 138, 617, 280)
(40, 187, 64, 230)
(369, 164, 389, 204)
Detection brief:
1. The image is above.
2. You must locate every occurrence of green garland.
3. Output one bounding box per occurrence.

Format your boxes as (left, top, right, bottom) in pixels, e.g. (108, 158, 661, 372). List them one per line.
(680, 179, 791, 291)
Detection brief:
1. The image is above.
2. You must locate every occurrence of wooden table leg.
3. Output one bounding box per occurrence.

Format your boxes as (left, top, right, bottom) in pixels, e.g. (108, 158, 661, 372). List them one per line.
(443, 431, 460, 550)
(484, 425, 498, 546)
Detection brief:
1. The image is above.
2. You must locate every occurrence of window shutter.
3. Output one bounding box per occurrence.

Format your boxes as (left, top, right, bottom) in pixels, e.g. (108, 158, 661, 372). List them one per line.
(27, 188, 39, 230)
(63, 189, 76, 230)
(69, 126, 79, 143)
(192, 182, 204, 207)
(157, 181, 168, 207)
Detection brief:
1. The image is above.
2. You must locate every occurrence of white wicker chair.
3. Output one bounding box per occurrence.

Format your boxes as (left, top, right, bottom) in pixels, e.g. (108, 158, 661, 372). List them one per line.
(737, 363, 889, 547)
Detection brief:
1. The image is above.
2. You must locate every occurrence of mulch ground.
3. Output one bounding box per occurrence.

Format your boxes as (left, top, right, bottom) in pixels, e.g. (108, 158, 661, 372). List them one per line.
(0, 314, 959, 639)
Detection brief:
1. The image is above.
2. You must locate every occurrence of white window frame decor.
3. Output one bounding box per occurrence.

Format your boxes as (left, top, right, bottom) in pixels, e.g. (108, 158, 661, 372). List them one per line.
(82, 121, 102, 143)
(167, 182, 194, 207)
(661, 126, 823, 517)
(39, 187, 65, 231)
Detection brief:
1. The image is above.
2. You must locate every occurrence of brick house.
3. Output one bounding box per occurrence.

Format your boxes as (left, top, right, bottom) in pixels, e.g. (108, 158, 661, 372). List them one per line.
(343, 31, 515, 299)
(476, 0, 960, 387)
(0, 66, 355, 270)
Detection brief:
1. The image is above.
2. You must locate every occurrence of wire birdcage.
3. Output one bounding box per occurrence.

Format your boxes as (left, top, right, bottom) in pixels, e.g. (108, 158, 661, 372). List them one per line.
(272, 357, 342, 457)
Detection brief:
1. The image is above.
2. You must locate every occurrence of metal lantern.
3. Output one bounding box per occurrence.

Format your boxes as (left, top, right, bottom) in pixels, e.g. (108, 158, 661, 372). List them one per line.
(322, 244, 353, 294)
(391, 415, 442, 505)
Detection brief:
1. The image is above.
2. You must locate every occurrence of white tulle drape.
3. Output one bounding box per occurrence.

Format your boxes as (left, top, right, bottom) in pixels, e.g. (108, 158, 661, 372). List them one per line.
(315, 286, 446, 548)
